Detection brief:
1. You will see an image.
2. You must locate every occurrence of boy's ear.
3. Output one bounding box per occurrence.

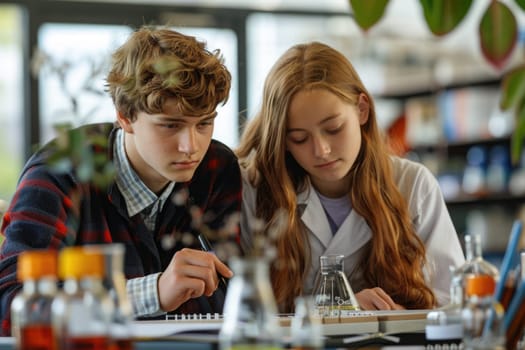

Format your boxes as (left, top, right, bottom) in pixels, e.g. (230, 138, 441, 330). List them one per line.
(116, 111, 133, 133)
(357, 93, 370, 125)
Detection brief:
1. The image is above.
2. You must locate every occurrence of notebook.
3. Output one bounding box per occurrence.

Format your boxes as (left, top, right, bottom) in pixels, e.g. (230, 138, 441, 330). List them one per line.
(132, 309, 430, 339)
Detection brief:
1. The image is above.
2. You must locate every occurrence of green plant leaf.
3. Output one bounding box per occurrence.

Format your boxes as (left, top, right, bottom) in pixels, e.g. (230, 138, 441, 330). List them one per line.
(500, 65, 525, 110)
(516, 0, 525, 11)
(349, 0, 390, 31)
(46, 123, 115, 189)
(419, 0, 472, 35)
(479, 0, 518, 69)
(511, 101, 525, 165)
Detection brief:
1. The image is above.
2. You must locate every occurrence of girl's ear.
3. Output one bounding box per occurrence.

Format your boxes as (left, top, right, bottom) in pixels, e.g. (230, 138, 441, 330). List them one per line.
(116, 111, 133, 133)
(357, 93, 370, 125)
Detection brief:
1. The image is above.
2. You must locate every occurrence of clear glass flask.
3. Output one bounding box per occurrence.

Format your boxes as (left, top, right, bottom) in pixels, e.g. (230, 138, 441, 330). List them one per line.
(290, 296, 323, 350)
(86, 244, 133, 350)
(11, 250, 59, 350)
(311, 255, 360, 317)
(219, 257, 282, 350)
(425, 304, 463, 342)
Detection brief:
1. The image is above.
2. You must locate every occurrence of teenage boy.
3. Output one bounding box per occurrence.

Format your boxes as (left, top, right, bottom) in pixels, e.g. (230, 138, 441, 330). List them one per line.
(0, 26, 242, 335)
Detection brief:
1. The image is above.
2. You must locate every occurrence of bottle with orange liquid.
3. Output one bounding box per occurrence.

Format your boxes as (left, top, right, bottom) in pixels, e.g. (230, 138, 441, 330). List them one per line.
(451, 234, 500, 307)
(427, 234, 501, 344)
(11, 250, 59, 350)
(461, 274, 505, 350)
(52, 246, 112, 350)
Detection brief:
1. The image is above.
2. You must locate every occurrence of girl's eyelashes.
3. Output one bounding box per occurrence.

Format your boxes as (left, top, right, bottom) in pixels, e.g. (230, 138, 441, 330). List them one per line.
(289, 137, 307, 144)
(286, 122, 344, 143)
(326, 123, 344, 134)
(286, 130, 308, 144)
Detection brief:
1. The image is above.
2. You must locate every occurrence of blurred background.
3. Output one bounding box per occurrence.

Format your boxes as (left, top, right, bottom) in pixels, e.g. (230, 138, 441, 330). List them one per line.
(1, 0, 525, 263)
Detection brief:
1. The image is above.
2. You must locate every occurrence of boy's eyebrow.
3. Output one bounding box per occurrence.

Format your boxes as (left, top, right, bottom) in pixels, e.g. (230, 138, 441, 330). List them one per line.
(159, 112, 218, 122)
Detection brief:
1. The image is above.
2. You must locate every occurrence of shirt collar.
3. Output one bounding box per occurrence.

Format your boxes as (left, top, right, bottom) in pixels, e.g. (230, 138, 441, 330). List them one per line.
(113, 128, 175, 217)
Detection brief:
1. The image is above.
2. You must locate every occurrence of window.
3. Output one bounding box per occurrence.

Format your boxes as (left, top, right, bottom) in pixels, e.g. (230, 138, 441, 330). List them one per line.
(246, 13, 355, 118)
(38, 24, 239, 148)
(0, 5, 24, 203)
(38, 24, 132, 145)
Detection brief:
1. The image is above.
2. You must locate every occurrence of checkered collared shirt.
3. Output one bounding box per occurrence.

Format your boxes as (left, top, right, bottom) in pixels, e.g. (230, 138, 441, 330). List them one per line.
(114, 128, 175, 316)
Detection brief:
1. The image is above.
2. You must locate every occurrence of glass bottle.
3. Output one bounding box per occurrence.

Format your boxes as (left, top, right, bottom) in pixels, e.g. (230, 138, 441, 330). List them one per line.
(11, 250, 59, 350)
(52, 246, 112, 350)
(425, 266, 464, 342)
(311, 255, 360, 317)
(427, 233, 500, 343)
(219, 257, 282, 350)
(290, 296, 323, 350)
(450, 234, 499, 307)
(86, 244, 133, 350)
(461, 274, 505, 350)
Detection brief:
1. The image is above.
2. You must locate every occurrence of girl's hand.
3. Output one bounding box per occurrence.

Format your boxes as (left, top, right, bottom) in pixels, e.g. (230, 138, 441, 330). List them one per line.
(355, 287, 405, 310)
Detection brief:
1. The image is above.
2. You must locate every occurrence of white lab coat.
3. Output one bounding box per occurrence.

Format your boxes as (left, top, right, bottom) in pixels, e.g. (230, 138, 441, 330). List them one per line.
(240, 156, 465, 307)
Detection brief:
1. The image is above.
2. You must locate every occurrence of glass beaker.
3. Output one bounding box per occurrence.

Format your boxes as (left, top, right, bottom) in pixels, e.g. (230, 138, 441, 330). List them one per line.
(219, 257, 282, 350)
(312, 255, 360, 317)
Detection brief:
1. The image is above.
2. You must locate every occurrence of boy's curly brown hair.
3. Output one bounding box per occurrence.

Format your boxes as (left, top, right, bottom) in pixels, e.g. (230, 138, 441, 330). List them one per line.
(106, 26, 231, 121)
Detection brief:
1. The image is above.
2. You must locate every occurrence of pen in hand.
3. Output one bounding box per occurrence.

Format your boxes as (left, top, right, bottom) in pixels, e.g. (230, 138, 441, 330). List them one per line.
(197, 234, 229, 293)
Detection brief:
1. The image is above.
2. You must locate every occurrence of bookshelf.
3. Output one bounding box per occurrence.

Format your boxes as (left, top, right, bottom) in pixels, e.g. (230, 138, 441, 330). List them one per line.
(376, 79, 525, 259)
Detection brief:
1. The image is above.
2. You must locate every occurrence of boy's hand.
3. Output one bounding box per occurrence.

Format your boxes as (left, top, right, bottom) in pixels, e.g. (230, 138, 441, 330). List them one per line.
(157, 248, 233, 312)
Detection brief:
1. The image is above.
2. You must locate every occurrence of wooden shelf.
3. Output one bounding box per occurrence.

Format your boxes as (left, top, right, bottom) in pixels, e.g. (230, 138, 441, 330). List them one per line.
(445, 193, 525, 207)
(375, 78, 501, 100)
(409, 136, 512, 155)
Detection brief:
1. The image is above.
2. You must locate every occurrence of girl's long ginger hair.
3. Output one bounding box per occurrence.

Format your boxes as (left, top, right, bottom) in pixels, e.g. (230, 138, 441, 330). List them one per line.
(236, 42, 436, 312)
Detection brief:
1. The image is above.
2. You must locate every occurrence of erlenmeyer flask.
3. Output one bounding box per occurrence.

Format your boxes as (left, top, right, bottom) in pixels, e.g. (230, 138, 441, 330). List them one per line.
(311, 255, 360, 317)
(219, 257, 282, 350)
(290, 296, 323, 350)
